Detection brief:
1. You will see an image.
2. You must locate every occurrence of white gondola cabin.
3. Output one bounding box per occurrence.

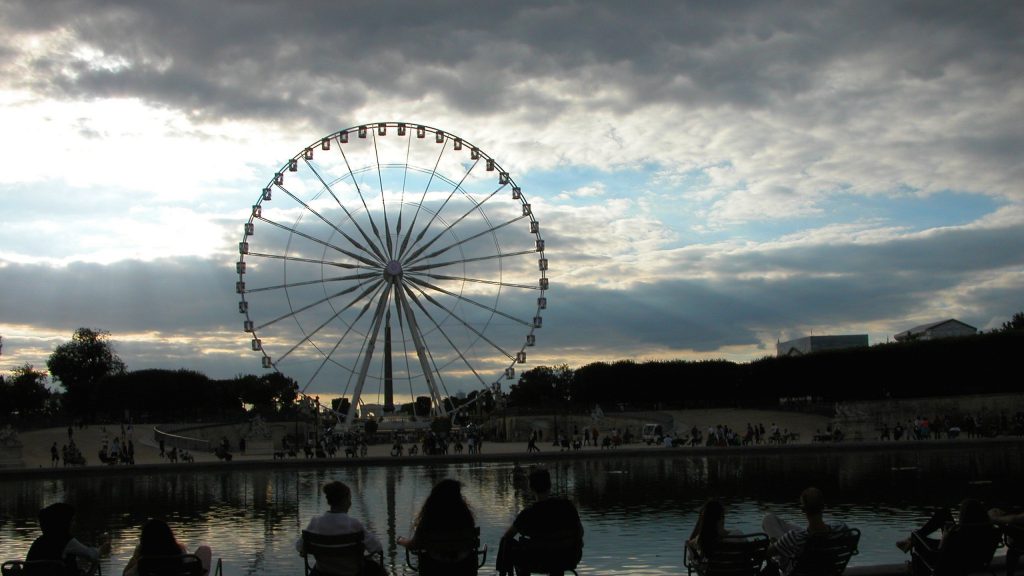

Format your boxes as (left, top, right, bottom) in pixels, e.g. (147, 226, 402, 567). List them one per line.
(238, 241, 249, 254)
(288, 158, 298, 172)
(261, 356, 272, 368)
(516, 351, 526, 363)
(533, 316, 543, 328)
(526, 334, 536, 346)
(435, 130, 444, 143)
(235, 281, 245, 294)
(505, 367, 515, 379)
(252, 204, 262, 217)
(303, 148, 313, 160)
(513, 186, 521, 199)
(397, 123, 407, 136)
(530, 221, 539, 233)
(321, 137, 330, 150)
(236, 261, 246, 274)
(238, 301, 248, 313)
(358, 125, 367, 138)
(251, 338, 261, 351)
(243, 320, 253, 332)
(340, 131, 349, 143)
(537, 297, 547, 309)
(378, 123, 386, 136)
(244, 222, 254, 235)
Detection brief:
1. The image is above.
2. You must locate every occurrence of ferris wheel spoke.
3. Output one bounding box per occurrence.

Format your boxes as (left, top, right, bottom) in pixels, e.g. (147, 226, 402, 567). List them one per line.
(292, 165, 387, 264)
(371, 132, 395, 260)
(405, 248, 538, 273)
(275, 280, 385, 364)
(414, 272, 539, 291)
(336, 144, 390, 264)
(397, 138, 455, 260)
(345, 283, 395, 425)
(400, 284, 493, 388)
(393, 287, 448, 411)
(254, 281, 379, 332)
(404, 275, 534, 328)
(244, 271, 381, 294)
(404, 281, 516, 361)
(395, 134, 413, 241)
(298, 281, 387, 394)
(404, 185, 506, 265)
(257, 216, 381, 268)
(245, 251, 360, 270)
(400, 161, 484, 263)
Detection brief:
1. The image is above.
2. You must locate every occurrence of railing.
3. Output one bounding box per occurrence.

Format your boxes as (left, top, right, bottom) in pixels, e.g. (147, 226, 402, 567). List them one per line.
(152, 426, 210, 452)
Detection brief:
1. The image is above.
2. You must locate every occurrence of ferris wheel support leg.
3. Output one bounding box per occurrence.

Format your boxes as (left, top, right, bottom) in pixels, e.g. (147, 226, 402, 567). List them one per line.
(343, 284, 394, 430)
(395, 287, 448, 419)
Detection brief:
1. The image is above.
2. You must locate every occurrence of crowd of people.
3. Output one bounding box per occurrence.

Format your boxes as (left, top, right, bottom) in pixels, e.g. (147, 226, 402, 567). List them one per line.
(16, 481, 1024, 576)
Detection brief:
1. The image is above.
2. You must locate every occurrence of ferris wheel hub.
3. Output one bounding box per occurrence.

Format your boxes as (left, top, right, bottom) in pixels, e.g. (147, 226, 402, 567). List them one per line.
(384, 259, 403, 280)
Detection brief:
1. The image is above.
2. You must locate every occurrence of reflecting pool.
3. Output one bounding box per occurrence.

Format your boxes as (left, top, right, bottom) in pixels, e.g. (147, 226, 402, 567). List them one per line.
(2, 443, 1022, 575)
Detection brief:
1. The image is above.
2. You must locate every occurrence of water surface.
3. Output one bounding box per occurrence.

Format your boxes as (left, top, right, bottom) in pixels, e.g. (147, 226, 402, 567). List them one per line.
(2, 444, 1020, 575)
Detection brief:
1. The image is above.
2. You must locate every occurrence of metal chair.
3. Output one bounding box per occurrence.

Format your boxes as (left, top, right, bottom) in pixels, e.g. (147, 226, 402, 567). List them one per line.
(910, 522, 1001, 576)
(510, 527, 583, 576)
(788, 527, 860, 576)
(684, 533, 770, 576)
(136, 554, 205, 576)
(1, 559, 100, 576)
(404, 527, 488, 576)
(300, 530, 382, 576)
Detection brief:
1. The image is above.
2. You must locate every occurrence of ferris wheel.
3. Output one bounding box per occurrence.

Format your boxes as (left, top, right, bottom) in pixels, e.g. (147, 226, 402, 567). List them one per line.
(235, 122, 547, 427)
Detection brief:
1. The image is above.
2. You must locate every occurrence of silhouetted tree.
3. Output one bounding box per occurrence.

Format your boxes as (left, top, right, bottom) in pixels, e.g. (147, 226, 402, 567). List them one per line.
(1002, 311, 1024, 332)
(0, 364, 52, 419)
(47, 328, 125, 417)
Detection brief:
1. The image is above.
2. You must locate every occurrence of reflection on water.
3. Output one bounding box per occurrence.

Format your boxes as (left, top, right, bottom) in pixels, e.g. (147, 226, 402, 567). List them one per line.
(2, 444, 1021, 575)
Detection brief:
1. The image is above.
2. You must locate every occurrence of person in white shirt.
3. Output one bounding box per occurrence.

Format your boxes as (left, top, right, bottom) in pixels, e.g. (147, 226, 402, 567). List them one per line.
(296, 481, 384, 576)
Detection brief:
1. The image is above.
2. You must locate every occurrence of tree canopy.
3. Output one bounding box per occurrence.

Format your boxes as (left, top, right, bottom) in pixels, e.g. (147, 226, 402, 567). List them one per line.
(0, 364, 52, 420)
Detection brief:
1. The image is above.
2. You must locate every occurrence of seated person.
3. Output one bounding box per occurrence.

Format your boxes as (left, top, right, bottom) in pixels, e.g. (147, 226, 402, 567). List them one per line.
(990, 507, 1024, 576)
(122, 519, 212, 576)
(27, 502, 107, 573)
(762, 487, 848, 576)
(398, 479, 478, 575)
(896, 498, 996, 575)
(296, 481, 384, 576)
(498, 468, 584, 576)
(687, 499, 737, 562)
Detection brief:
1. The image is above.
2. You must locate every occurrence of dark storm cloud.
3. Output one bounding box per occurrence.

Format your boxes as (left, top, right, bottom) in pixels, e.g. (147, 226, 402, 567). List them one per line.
(4, 1, 1021, 125)
(0, 257, 237, 333)
(5, 215, 1019, 374)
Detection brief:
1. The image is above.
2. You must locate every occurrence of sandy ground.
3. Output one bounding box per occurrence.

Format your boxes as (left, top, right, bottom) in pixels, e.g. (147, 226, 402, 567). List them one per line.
(9, 408, 832, 470)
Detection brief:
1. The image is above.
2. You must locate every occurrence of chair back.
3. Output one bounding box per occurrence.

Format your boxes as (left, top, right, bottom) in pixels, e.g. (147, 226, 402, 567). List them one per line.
(789, 527, 860, 576)
(517, 527, 584, 574)
(301, 531, 366, 576)
(137, 554, 205, 576)
(405, 527, 487, 575)
(686, 533, 770, 576)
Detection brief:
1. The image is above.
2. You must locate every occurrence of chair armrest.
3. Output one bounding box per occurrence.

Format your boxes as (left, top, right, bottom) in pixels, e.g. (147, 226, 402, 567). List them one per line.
(476, 544, 489, 568)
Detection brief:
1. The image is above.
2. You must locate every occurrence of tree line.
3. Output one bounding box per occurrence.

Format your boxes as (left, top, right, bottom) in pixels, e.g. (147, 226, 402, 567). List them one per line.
(1, 328, 299, 424)
(507, 317, 1024, 411)
(2, 312, 1022, 422)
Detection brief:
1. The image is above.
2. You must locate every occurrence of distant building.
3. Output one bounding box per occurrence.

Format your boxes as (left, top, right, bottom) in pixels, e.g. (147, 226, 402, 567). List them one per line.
(776, 335, 869, 357)
(894, 318, 977, 342)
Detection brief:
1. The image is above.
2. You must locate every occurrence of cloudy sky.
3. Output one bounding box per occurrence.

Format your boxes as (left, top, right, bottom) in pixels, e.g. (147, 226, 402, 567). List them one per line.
(1, 1, 1022, 400)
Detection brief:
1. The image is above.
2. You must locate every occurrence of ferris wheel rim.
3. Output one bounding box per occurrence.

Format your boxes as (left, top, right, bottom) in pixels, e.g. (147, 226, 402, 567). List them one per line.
(235, 122, 548, 425)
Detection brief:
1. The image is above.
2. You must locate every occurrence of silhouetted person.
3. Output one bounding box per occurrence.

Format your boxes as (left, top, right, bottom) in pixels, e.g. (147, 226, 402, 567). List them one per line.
(27, 503, 107, 572)
(398, 479, 478, 575)
(122, 519, 212, 576)
(498, 468, 583, 576)
(762, 487, 848, 575)
(296, 481, 384, 576)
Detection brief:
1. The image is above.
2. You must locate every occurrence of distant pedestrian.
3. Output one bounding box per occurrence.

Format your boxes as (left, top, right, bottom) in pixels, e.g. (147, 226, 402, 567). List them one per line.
(50, 442, 59, 467)
(67, 425, 73, 441)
